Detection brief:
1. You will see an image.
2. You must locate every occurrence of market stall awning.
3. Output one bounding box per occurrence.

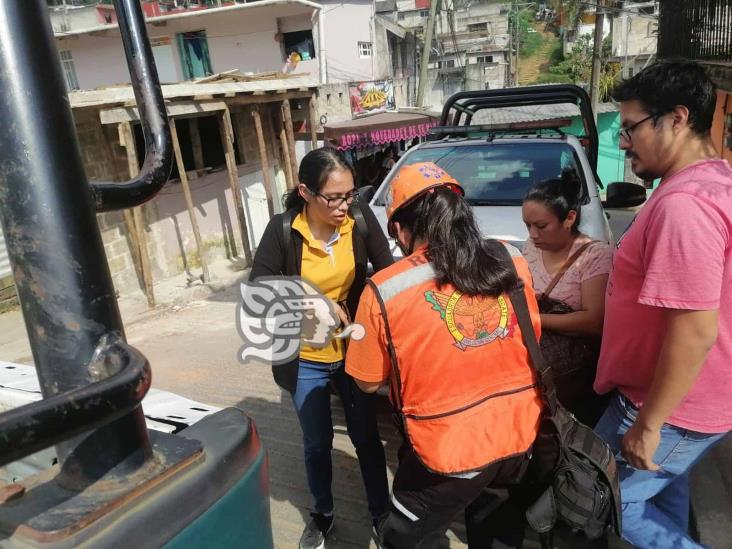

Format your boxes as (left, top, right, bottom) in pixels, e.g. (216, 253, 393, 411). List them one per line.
(324, 112, 439, 150)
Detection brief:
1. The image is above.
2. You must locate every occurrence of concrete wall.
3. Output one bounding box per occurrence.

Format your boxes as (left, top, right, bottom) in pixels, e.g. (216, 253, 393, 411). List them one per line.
(320, 0, 377, 83)
(316, 83, 354, 127)
(49, 5, 100, 34)
(564, 111, 629, 186)
(611, 11, 658, 77)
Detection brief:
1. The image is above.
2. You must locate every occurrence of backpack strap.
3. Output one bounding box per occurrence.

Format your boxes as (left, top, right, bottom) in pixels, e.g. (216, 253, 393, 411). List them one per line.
(488, 240, 559, 415)
(349, 202, 369, 242)
(282, 211, 292, 258)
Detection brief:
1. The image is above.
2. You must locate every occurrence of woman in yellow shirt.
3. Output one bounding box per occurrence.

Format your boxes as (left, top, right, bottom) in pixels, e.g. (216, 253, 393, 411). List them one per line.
(250, 148, 393, 549)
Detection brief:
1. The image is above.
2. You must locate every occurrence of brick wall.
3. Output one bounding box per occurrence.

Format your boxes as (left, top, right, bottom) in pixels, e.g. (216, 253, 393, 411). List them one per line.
(71, 104, 288, 298)
(73, 109, 142, 294)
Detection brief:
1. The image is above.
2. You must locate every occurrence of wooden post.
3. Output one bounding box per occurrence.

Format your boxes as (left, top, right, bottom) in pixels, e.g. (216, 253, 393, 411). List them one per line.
(309, 93, 319, 149)
(275, 107, 294, 190)
(121, 209, 142, 284)
(189, 117, 205, 171)
(281, 98, 299, 190)
(119, 122, 155, 307)
(218, 107, 253, 266)
(170, 117, 210, 283)
(263, 106, 287, 208)
(233, 110, 248, 163)
(251, 106, 276, 218)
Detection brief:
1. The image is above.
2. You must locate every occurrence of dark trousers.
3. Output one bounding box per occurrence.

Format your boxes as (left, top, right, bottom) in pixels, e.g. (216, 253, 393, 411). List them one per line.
(292, 359, 389, 518)
(381, 444, 529, 549)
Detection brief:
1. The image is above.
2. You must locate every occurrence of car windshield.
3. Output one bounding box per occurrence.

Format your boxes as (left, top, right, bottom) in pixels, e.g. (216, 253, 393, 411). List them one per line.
(376, 141, 585, 206)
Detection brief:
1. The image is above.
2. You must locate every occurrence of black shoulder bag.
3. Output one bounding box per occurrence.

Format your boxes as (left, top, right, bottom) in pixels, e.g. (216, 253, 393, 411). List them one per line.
(493, 242, 622, 547)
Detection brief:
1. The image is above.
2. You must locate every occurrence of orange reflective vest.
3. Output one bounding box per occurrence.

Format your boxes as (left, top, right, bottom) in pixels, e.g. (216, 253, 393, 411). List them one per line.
(368, 245, 543, 475)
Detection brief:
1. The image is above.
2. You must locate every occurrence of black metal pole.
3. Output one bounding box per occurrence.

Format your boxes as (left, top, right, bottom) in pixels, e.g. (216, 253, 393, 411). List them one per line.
(90, 0, 173, 212)
(0, 0, 152, 486)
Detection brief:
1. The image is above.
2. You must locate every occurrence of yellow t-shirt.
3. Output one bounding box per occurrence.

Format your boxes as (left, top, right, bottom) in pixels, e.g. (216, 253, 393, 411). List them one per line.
(293, 208, 356, 363)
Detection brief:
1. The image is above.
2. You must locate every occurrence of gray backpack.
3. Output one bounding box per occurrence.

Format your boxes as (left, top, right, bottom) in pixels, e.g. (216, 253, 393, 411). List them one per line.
(492, 240, 622, 547)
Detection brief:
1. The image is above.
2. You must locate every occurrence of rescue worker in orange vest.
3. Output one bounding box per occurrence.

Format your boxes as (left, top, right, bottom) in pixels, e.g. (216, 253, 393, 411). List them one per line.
(345, 162, 544, 548)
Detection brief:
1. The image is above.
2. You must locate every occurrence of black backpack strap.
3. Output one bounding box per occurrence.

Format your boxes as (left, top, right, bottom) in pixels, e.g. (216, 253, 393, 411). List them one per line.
(488, 240, 559, 414)
(282, 211, 292, 257)
(349, 203, 369, 242)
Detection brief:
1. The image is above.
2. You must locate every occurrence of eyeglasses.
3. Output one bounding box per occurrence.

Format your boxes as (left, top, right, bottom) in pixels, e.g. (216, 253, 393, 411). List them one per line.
(310, 189, 359, 208)
(618, 112, 663, 142)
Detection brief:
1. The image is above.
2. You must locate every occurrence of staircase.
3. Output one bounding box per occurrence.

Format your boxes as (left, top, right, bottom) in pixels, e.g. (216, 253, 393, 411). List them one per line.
(518, 26, 558, 86)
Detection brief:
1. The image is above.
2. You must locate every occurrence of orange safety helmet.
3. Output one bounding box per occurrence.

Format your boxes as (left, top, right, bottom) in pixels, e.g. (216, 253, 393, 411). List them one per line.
(385, 162, 464, 236)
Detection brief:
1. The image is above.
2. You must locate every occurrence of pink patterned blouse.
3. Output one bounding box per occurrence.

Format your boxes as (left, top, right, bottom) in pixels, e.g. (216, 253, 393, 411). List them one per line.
(522, 235, 614, 310)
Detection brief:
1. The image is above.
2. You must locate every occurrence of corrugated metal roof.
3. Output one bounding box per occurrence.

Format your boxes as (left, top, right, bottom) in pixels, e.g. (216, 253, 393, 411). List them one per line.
(471, 102, 618, 125)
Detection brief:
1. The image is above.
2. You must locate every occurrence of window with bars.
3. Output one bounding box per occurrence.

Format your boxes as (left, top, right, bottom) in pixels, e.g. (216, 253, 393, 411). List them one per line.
(475, 55, 494, 63)
(467, 22, 488, 32)
(358, 42, 373, 58)
(59, 50, 79, 91)
(419, 9, 429, 17)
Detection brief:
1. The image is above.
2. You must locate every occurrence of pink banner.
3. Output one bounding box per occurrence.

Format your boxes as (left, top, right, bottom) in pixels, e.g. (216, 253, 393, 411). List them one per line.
(335, 121, 438, 150)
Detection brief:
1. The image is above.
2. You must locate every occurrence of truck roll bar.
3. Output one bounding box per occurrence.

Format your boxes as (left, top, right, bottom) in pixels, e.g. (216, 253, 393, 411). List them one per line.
(89, 0, 173, 212)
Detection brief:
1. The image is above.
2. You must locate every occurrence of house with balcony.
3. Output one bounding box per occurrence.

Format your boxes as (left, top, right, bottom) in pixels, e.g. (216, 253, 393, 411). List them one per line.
(389, 0, 510, 109)
(610, 1, 658, 78)
(50, 0, 422, 92)
(0, 0, 434, 306)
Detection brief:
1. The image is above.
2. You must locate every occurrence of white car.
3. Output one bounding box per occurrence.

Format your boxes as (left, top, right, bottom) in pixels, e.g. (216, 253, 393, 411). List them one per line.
(364, 86, 646, 256)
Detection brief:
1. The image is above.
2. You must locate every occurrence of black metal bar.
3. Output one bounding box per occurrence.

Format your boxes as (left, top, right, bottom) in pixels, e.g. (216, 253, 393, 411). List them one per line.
(0, 0, 152, 484)
(439, 85, 599, 171)
(658, 0, 732, 62)
(89, 0, 173, 212)
(0, 337, 151, 468)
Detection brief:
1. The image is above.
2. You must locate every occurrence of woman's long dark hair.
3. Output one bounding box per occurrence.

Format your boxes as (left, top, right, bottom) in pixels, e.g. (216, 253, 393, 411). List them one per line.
(283, 147, 356, 211)
(392, 188, 517, 297)
(523, 171, 582, 234)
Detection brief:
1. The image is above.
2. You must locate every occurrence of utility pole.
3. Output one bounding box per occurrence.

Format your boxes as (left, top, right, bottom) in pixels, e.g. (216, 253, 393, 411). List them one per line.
(416, 0, 439, 108)
(511, 2, 534, 87)
(589, 0, 606, 121)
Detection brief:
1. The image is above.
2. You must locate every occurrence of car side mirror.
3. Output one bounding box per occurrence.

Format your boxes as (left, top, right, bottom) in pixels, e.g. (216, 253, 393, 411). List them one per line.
(602, 182, 647, 209)
(358, 185, 375, 204)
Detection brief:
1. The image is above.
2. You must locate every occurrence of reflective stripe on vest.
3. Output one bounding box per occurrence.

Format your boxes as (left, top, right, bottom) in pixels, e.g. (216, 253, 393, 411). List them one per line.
(371, 243, 542, 476)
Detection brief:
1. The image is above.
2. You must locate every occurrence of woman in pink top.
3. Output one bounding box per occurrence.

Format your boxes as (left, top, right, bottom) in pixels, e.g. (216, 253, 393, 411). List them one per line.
(522, 176, 613, 425)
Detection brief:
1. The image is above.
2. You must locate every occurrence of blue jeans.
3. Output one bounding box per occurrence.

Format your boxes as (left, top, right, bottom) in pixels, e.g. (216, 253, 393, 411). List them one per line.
(594, 392, 726, 549)
(292, 359, 389, 518)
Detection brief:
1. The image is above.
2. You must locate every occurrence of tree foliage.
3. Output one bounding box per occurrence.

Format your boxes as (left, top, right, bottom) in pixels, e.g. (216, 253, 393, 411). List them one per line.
(548, 34, 620, 100)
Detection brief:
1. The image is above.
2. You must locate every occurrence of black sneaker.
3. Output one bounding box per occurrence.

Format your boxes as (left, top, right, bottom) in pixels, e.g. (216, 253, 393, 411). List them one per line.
(372, 513, 388, 548)
(299, 512, 334, 549)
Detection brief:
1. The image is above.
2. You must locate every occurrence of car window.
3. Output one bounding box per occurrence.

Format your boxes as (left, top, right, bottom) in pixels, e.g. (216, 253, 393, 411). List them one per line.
(375, 142, 585, 206)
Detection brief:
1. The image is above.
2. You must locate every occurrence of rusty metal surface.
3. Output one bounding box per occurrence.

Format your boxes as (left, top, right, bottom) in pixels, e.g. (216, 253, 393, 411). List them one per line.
(0, 0, 154, 483)
(0, 336, 151, 469)
(0, 430, 202, 543)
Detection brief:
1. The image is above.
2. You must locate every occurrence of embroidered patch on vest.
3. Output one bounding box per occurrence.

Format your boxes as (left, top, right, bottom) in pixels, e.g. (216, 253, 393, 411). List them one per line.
(424, 291, 517, 350)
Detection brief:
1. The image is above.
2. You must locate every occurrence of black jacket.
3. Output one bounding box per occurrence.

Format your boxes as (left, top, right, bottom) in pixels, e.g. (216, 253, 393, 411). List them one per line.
(249, 204, 394, 393)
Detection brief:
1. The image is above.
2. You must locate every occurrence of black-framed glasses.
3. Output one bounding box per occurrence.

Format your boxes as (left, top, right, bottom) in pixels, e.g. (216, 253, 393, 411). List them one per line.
(619, 112, 663, 142)
(310, 189, 359, 208)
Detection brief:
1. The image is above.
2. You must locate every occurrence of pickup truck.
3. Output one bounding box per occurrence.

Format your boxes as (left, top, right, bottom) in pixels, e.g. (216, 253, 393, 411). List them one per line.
(363, 86, 647, 254)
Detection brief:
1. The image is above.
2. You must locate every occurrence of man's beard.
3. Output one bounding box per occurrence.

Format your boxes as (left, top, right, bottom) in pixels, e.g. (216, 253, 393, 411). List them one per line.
(628, 153, 660, 181)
